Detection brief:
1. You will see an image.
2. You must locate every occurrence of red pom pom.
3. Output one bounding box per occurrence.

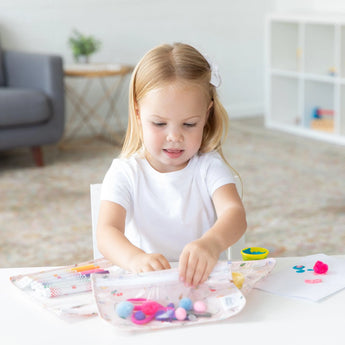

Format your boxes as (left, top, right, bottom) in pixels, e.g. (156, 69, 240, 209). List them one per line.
(313, 261, 328, 274)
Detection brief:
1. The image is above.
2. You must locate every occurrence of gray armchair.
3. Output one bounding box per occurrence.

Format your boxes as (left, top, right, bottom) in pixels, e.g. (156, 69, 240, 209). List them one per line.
(0, 43, 65, 166)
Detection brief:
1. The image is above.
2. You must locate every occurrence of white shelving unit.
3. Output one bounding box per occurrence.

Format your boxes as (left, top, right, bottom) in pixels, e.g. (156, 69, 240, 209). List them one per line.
(265, 12, 345, 145)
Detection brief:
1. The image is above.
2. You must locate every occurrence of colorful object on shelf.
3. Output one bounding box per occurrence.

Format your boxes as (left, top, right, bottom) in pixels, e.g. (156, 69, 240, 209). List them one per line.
(312, 107, 334, 119)
(328, 66, 336, 76)
(241, 247, 269, 261)
(311, 107, 334, 132)
(313, 261, 328, 274)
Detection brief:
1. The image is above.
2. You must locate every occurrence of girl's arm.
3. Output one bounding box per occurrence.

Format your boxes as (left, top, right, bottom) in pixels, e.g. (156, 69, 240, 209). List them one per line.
(96, 200, 171, 272)
(178, 183, 247, 287)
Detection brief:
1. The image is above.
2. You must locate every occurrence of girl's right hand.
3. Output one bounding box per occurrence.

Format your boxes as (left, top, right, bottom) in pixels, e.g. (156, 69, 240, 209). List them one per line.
(128, 252, 171, 273)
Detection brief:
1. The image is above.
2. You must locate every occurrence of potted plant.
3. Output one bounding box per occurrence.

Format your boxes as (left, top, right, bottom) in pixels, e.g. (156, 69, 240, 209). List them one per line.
(68, 29, 101, 63)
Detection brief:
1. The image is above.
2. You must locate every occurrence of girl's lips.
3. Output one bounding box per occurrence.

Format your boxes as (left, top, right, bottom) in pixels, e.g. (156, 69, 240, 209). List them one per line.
(163, 149, 184, 159)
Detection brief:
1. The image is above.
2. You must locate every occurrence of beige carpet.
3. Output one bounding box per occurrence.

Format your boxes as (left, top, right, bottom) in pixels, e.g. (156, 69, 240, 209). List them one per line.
(1, 117, 344, 268)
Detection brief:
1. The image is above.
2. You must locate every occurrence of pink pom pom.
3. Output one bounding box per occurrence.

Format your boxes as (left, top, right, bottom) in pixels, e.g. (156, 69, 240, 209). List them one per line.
(193, 301, 206, 313)
(141, 301, 162, 315)
(313, 261, 328, 274)
(175, 307, 187, 321)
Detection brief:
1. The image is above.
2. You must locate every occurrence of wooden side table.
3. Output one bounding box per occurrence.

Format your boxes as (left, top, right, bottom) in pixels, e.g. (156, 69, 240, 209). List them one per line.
(62, 63, 133, 144)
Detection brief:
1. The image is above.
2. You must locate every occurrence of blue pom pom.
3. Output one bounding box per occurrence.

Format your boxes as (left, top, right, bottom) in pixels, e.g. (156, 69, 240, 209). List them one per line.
(179, 297, 193, 311)
(115, 301, 134, 319)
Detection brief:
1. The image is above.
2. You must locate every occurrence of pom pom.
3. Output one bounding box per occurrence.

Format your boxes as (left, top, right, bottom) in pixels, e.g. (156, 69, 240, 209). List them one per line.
(193, 300, 207, 313)
(175, 307, 187, 321)
(115, 301, 134, 319)
(133, 310, 146, 320)
(141, 301, 162, 315)
(179, 297, 193, 311)
(313, 261, 328, 274)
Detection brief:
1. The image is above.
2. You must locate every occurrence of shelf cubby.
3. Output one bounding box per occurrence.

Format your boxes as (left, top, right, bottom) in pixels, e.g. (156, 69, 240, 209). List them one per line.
(266, 12, 345, 145)
(304, 23, 335, 76)
(271, 21, 299, 72)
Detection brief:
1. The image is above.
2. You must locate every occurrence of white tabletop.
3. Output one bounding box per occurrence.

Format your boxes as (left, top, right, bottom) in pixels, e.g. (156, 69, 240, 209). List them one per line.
(1, 256, 343, 345)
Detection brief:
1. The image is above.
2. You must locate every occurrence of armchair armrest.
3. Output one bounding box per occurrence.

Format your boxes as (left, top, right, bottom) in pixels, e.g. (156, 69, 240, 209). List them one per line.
(3, 50, 65, 136)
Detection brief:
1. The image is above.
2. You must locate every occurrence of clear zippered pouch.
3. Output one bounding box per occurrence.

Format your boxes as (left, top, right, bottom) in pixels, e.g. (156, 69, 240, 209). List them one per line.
(92, 261, 246, 331)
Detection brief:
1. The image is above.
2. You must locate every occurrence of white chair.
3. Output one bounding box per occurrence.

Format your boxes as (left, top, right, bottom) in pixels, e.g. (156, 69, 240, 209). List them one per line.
(90, 181, 245, 261)
(90, 183, 103, 259)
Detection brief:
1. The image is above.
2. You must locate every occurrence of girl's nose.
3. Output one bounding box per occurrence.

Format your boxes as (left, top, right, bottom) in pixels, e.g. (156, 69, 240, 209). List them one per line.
(167, 128, 183, 142)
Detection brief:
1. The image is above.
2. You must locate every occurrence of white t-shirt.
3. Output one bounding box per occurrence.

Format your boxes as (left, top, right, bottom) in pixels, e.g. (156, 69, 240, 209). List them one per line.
(101, 151, 235, 261)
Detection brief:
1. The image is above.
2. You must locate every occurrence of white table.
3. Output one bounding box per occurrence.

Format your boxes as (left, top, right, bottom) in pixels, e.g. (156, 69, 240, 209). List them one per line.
(1, 257, 343, 345)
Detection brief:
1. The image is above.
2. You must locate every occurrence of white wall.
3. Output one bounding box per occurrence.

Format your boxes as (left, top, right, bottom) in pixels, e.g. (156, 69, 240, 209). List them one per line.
(273, 0, 345, 12)
(0, 0, 273, 122)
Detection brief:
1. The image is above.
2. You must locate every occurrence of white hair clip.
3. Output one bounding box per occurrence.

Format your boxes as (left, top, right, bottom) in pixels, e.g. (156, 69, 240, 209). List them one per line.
(204, 55, 222, 88)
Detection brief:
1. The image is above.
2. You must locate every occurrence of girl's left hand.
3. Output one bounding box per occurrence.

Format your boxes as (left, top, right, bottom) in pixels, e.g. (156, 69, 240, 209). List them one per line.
(178, 238, 219, 287)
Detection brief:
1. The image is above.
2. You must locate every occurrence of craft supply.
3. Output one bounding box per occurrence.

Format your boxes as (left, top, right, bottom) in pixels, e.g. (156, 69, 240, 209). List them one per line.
(140, 301, 162, 315)
(179, 297, 193, 311)
(116, 301, 134, 319)
(175, 307, 187, 321)
(241, 247, 269, 261)
(34, 279, 92, 298)
(155, 308, 175, 321)
(131, 312, 155, 325)
(313, 261, 328, 274)
(71, 264, 100, 272)
(115, 297, 212, 325)
(133, 311, 146, 320)
(255, 254, 345, 302)
(232, 272, 244, 289)
(92, 261, 254, 331)
(193, 300, 206, 313)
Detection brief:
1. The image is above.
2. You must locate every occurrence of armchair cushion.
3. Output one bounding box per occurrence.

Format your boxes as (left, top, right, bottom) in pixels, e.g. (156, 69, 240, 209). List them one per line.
(0, 88, 51, 127)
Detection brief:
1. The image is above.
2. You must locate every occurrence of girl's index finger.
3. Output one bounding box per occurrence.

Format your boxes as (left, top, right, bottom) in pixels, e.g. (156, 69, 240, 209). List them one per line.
(178, 252, 189, 283)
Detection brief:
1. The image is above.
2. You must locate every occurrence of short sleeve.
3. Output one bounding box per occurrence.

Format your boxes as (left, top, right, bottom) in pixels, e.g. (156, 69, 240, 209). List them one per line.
(201, 152, 235, 196)
(100, 159, 131, 211)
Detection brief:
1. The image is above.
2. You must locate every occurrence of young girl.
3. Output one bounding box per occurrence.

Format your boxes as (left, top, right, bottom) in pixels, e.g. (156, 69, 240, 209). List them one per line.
(97, 43, 246, 287)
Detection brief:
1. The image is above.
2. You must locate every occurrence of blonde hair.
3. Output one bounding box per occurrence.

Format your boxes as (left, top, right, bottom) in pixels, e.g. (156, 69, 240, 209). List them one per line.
(121, 42, 229, 160)
(121, 43, 243, 197)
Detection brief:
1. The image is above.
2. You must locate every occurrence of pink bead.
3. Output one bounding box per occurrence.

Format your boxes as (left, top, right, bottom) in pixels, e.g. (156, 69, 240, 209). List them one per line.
(175, 307, 187, 321)
(193, 300, 206, 313)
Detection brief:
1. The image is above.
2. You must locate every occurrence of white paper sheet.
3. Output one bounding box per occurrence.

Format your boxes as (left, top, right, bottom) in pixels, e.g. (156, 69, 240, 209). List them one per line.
(255, 254, 345, 302)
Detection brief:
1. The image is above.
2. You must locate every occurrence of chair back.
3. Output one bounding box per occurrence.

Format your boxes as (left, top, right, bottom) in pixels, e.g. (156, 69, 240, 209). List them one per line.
(90, 180, 245, 261)
(90, 184, 103, 259)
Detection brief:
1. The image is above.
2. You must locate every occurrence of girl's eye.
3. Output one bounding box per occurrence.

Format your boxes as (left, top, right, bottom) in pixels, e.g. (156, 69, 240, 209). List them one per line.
(153, 122, 166, 127)
(184, 123, 197, 127)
